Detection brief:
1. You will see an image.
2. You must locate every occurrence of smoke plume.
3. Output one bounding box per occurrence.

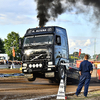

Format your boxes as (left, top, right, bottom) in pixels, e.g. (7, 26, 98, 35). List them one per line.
(34, 0, 100, 27)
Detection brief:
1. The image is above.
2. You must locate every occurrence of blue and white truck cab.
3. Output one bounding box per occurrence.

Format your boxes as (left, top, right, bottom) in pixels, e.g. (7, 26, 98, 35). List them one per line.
(19, 26, 79, 83)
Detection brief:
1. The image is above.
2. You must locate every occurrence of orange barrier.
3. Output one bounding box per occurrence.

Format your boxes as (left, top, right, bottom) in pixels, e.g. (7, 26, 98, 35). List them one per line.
(97, 69, 100, 80)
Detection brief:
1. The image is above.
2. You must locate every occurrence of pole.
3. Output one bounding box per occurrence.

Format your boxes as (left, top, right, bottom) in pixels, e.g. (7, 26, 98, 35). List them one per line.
(74, 48, 75, 63)
(12, 46, 15, 69)
(94, 38, 97, 78)
(94, 38, 96, 59)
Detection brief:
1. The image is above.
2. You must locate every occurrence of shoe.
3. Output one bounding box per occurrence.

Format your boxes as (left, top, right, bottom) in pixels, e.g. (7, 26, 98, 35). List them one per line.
(84, 96, 87, 97)
(74, 94, 78, 97)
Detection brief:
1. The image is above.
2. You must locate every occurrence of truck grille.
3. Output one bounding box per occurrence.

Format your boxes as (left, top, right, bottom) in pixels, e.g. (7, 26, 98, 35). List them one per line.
(23, 51, 47, 61)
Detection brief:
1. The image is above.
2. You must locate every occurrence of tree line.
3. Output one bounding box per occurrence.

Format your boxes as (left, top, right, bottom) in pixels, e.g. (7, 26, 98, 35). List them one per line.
(0, 31, 23, 61)
(69, 52, 91, 62)
(69, 52, 100, 62)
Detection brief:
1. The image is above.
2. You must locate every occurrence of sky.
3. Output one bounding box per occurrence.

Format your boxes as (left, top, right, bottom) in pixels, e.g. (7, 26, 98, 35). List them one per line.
(0, 0, 100, 57)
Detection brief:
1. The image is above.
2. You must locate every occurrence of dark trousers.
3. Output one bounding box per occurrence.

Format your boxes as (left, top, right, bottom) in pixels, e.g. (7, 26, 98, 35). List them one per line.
(76, 74, 91, 97)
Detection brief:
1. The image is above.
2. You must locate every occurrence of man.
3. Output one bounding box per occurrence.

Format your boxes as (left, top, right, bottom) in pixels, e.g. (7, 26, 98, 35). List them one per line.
(75, 54, 93, 97)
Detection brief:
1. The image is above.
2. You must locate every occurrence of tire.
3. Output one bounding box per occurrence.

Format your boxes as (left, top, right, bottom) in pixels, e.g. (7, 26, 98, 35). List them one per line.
(27, 74, 36, 81)
(58, 66, 66, 80)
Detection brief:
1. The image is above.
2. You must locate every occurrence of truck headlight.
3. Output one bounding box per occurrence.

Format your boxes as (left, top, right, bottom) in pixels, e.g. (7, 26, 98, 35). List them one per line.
(46, 56, 51, 59)
(29, 64, 32, 68)
(39, 63, 42, 68)
(36, 64, 38, 68)
(33, 64, 35, 68)
(48, 62, 53, 65)
(24, 49, 33, 56)
(23, 63, 27, 67)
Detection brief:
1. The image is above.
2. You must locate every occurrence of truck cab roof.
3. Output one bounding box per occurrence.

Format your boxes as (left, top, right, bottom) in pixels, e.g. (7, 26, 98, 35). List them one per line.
(24, 26, 67, 37)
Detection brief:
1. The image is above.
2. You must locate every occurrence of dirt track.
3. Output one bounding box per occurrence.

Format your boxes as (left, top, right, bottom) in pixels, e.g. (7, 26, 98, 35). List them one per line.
(0, 69, 21, 73)
(0, 69, 100, 100)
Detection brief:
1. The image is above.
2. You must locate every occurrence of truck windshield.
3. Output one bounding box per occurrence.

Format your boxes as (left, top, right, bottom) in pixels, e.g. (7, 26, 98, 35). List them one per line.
(23, 34, 53, 47)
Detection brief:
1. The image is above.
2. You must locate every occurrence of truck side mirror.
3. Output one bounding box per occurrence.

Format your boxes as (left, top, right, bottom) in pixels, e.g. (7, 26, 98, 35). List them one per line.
(56, 35, 61, 45)
(19, 38, 22, 49)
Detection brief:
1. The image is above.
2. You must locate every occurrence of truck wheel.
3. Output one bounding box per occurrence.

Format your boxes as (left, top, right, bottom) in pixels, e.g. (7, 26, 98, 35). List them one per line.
(58, 66, 65, 79)
(27, 74, 36, 81)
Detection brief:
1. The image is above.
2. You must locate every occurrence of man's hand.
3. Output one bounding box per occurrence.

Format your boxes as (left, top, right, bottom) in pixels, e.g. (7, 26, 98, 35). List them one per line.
(79, 71, 81, 76)
(90, 71, 93, 75)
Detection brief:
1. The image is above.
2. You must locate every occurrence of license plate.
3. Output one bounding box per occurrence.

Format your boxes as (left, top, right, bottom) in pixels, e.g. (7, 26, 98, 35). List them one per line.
(45, 72, 54, 77)
(24, 74, 33, 78)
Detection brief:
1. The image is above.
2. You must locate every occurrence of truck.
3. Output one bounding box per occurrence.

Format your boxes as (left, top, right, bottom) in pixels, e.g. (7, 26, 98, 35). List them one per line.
(0, 54, 8, 64)
(19, 26, 79, 83)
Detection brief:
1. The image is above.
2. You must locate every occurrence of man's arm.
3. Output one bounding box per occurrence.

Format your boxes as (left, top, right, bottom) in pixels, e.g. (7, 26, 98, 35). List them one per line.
(90, 63, 93, 75)
(79, 62, 82, 76)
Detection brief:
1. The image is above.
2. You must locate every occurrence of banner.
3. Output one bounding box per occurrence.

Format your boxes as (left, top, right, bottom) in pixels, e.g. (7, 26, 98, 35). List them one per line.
(12, 47, 15, 57)
(78, 49, 81, 58)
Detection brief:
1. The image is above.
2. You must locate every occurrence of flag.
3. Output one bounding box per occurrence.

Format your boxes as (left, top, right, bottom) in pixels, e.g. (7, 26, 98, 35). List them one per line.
(12, 47, 15, 57)
(96, 55, 98, 60)
(78, 49, 81, 58)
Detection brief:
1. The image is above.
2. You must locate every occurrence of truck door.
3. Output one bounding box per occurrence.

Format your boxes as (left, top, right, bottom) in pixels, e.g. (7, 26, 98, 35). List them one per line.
(54, 35, 62, 65)
(61, 36, 67, 59)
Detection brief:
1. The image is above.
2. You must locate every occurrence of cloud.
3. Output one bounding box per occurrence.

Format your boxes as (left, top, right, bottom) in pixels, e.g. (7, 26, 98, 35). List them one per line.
(0, 14, 6, 19)
(0, 0, 36, 14)
(0, 0, 37, 25)
(68, 38, 93, 54)
(69, 39, 86, 49)
(0, 0, 83, 26)
(84, 39, 91, 46)
(69, 38, 92, 48)
(69, 39, 76, 49)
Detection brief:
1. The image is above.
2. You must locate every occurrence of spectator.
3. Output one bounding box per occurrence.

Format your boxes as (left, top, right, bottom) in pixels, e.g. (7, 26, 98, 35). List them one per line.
(75, 54, 93, 97)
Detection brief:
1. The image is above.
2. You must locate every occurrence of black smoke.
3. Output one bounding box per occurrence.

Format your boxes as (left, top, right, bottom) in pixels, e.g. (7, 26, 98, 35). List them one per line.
(34, 0, 100, 27)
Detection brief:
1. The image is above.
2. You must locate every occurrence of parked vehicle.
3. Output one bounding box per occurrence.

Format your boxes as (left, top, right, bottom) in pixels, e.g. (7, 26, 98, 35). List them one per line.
(0, 54, 8, 64)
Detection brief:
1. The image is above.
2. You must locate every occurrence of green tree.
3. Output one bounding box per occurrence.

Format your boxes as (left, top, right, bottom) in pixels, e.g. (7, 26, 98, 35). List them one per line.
(97, 54, 100, 61)
(79, 53, 85, 59)
(80, 53, 91, 60)
(93, 54, 100, 61)
(0, 38, 5, 53)
(4, 32, 21, 60)
(69, 54, 74, 62)
(73, 52, 78, 57)
(69, 52, 91, 62)
(69, 52, 79, 62)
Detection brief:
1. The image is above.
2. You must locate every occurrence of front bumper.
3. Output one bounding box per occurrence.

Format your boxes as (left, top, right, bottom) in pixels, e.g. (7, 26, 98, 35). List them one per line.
(22, 62, 56, 74)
